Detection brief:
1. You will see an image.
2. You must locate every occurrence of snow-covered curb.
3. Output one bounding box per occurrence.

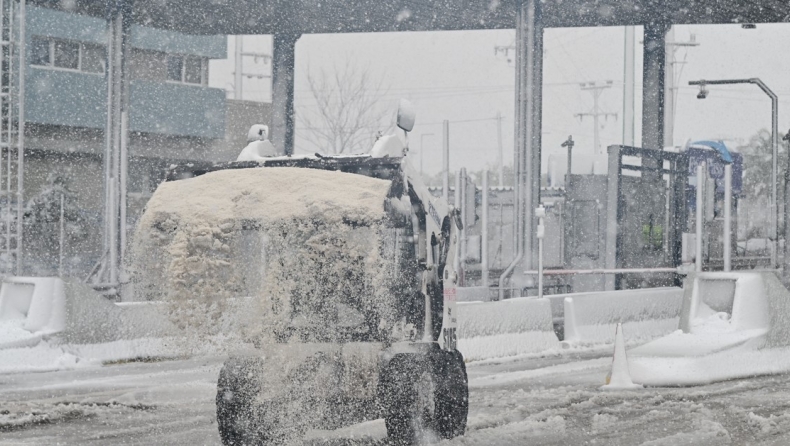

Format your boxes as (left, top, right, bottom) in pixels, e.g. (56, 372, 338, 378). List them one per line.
(0, 338, 178, 374)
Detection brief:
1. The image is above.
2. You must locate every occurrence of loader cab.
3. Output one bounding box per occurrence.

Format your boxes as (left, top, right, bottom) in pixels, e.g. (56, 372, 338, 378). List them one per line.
(205, 100, 469, 445)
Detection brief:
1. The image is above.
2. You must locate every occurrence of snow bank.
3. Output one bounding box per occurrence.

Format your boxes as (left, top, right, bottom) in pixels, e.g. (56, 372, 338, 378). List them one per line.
(630, 346, 790, 387)
(0, 338, 176, 374)
(0, 319, 42, 349)
(457, 298, 560, 361)
(469, 357, 610, 388)
(630, 272, 790, 386)
(562, 287, 683, 345)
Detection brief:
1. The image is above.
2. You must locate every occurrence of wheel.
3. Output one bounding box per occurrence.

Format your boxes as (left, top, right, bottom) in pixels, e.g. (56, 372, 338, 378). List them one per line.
(379, 350, 469, 445)
(380, 354, 435, 445)
(216, 357, 269, 446)
(432, 349, 468, 439)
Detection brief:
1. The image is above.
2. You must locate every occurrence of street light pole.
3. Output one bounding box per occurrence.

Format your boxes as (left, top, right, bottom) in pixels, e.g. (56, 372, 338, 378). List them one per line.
(420, 133, 435, 177)
(689, 78, 779, 269)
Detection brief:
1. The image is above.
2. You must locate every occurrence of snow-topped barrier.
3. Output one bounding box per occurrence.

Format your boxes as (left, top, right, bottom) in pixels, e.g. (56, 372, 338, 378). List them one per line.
(0, 277, 177, 348)
(630, 272, 790, 386)
(562, 287, 684, 345)
(0, 277, 65, 334)
(456, 286, 492, 302)
(457, 297, 560, 361)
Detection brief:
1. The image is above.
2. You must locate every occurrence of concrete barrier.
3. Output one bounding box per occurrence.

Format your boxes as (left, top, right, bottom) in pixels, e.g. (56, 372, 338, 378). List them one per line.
(62, 281, 178, 343)
(457, 297, 560, 361)
(561, 287, 684, 345)
(0, 277, 178, 348)
(456, 286, 492, 302)
(630, 272, 790, 386)
(0, 277, 66, 334)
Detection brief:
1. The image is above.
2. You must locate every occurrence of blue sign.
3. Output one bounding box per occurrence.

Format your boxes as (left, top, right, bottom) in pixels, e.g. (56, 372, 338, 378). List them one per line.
(687, 143, 743, 196)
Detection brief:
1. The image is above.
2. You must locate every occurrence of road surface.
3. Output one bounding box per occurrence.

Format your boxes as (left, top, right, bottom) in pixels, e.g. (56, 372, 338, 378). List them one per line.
(2, 349, 790, 445)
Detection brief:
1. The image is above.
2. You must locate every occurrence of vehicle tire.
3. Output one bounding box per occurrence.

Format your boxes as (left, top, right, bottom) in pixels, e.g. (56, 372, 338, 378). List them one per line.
(432, 349, 468, 439)
(380, 354, 436, 445)
(216, 357, 269, 446)
(380, 350, 468, 445)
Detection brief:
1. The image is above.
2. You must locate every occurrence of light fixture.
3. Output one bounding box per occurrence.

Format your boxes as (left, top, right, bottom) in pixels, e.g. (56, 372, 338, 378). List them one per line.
(697, 84, 709, 99)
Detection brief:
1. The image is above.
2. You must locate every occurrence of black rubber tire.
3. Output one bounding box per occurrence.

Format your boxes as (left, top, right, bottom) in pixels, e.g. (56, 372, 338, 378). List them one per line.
(380, 354, 434, 445)
(433, 349, 468, 439)
(380, 350, 469, 445)
(216, 357, 269, 446)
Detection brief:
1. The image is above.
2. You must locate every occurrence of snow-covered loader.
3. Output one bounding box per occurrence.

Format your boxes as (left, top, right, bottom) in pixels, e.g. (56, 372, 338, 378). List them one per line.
(135, 103, 468, 444)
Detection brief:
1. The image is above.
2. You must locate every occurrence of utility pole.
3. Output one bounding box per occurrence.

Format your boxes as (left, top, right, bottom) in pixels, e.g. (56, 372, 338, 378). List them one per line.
(575, 81, 617, 155)
(495, 111, 504, 188)
(663, 27, 699, 148)
(419, 133, 434, 176)
(233, 35, 273, 100)
(623, 26, 636, 146)
(442, 120, 450, 203)
(234, 36, 243, 100)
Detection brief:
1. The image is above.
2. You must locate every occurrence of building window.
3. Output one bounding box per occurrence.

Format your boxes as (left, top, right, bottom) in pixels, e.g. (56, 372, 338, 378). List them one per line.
(166, 54, 206, 85)
(53, 40, 79, 69)
(166, 54, 183, 82)
(30, 36, 105, 74)
(81, 43, 106, 73)
(183, 57, 202, 84)
(31, 37, 50, 66)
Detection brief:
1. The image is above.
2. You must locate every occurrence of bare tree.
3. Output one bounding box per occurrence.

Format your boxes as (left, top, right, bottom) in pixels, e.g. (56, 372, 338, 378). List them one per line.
(298, 62, 391, 154)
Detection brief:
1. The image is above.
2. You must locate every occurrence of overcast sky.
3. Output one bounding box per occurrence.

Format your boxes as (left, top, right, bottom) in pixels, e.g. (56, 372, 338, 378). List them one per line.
(209, 23, 790, 177)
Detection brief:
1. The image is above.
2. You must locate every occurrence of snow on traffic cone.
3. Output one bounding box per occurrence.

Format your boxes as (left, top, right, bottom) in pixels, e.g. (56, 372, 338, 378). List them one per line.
(601, 323, 643, 391)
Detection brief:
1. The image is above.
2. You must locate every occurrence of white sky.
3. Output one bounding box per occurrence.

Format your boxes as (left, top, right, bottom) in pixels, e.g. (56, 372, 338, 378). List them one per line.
(209, 23, 790, 176)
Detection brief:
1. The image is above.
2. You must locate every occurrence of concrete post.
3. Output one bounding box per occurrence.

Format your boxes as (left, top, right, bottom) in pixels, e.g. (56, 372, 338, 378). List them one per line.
(641, 23, 668, 156)
(724, 163, 732, 271)
(234, 36, 243, 100)
(59, 193, 64, 276)
(103, 0, 131, 285)
(785, 135, 790, 281)
(15, 0, 25, 275)
(271, 33, 299, 156)
(442, 120, 450, 203)
(522, 0, 540, 271)
(536, 206, 545, 299)
(605, 145, 622, 290)
(530, 5, 544, 269)
(454, 170, 462, 282)
(696, 163, 705, 272)
(481, 170, 489, 287)
(499, 0, 542, 298)
(622, 26, 636, 146)
(663, 25, 675, 148)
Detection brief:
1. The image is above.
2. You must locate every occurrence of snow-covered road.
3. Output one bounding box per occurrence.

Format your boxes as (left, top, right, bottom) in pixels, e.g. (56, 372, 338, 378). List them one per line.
(3, 349, 790, 445)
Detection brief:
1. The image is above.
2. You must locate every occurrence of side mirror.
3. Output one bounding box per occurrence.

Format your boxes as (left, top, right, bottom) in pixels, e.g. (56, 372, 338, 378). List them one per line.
(451, 207, 464, 230)
(396, 99, 416, 132)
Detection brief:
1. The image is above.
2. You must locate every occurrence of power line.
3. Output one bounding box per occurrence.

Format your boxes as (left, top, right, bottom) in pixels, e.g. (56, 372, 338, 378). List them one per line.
(297, 115, 502, 131)
(574, 81, 618, 155)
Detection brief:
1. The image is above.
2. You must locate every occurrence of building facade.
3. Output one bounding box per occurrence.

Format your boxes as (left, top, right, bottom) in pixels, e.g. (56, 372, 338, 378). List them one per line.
(20, 5, 270, 278)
